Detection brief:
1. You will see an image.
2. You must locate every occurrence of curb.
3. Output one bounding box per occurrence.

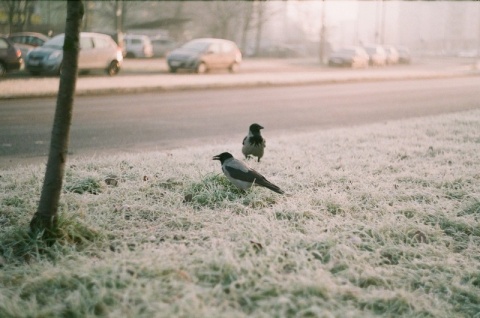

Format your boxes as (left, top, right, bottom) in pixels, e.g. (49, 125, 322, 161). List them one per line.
(1, 68, 478, 100)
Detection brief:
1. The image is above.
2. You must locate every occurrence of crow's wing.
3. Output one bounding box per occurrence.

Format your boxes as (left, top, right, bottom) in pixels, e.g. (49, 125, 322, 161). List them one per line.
(224, 165, 266, 184)
(224, 163, 284, 194)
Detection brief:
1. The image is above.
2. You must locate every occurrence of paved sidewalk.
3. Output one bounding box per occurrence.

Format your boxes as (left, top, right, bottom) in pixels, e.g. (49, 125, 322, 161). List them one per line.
(1, 57, 479, 99)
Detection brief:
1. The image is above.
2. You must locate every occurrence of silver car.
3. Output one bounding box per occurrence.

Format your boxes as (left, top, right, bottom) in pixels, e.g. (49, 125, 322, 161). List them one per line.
(25, 32, 123, 76)
(123, 34, 153, 58)
(166, 38, 242, 73)
(8, 32, 50, 59)
(363, 45, 387, 66)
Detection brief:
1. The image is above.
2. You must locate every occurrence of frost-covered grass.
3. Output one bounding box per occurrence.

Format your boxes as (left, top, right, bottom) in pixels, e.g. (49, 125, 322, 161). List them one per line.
(1, 110, 479, 317)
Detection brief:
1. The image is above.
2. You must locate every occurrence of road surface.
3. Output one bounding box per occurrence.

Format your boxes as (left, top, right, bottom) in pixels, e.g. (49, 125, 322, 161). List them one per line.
(1, 77, 479, 168)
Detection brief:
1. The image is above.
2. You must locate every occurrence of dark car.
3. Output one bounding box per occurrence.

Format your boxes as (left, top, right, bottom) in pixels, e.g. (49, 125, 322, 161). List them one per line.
(8, 32, 50, 58)
(328, 47, 369, 68)
(25, 32, 123, 76)
(0, 35, 23, 76)
(166, 38, 242, 73)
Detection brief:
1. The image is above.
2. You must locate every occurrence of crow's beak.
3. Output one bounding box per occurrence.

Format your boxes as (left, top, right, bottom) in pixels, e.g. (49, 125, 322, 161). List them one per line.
(212, 155, 220, 161)
(259, 125, 264, 129)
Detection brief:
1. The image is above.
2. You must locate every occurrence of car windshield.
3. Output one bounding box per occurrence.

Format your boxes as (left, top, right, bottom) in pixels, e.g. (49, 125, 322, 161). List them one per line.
(181, 41, 209, 52)
(43, 35, 65, 49)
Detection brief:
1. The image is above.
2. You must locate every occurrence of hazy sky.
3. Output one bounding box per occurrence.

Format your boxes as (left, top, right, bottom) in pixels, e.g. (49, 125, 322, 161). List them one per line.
(282, 1, 363, 43)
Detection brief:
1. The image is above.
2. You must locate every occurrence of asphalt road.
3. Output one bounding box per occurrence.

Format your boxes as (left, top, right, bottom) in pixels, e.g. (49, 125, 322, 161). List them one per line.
(1, 76, 480, 168)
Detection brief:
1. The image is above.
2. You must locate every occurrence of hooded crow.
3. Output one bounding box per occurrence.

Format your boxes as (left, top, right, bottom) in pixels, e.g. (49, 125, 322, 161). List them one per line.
(242, 123, 265, 162)
(213, 152, 284, 194)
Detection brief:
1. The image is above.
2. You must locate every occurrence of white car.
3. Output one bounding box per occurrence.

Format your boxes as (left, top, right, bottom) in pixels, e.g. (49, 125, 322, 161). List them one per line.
(25, 32, 123, 76)
(383, 45, 400, 65)
(363, 45, 387, 66)
(123, 34, 153, 58)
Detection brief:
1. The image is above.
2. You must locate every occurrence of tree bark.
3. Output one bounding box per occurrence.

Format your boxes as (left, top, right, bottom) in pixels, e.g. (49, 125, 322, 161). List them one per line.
(30, 0, 84, 238)
(240, 2, 254, 54)
(318, 0, 326, 64)
(254, 1, 264, 57)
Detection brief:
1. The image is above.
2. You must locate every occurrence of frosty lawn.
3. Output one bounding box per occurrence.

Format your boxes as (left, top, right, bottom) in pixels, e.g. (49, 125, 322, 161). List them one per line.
(1, 110, 479, 317)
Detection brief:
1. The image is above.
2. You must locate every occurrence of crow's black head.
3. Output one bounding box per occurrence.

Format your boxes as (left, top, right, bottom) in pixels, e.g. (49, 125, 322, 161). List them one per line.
(213, 152, 233, 164)
(249, 123, 264, 134)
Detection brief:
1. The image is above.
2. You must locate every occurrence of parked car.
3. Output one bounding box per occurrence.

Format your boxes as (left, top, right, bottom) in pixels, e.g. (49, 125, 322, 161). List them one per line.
(150, 37, 177, 57)
(328, 46, 369, 68)
(383, 45, 399, 64)
(363, 45, 387, 66)
(0, 35, 23, 76)
(123, 34, 153, 58)
(25, 32, 123, 76)
(396, 46, 411, 64)
(8, 32, 50, 58)
(166, 38, 242, 73)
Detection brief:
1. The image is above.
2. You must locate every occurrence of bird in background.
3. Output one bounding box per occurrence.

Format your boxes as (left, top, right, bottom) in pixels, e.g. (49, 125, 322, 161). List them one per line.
(242, 123, 266, 162)
(213, 152, 284, 194)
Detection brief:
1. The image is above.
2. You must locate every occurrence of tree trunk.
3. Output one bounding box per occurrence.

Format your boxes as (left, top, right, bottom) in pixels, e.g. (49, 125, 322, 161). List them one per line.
(30, 0, 84, 238)
(115, 0, 124, 53)
(171, 1, 184, 41)
(318, 0, 326, 64)
(254, 1, 264, 57)
(240, 2, 254, 54)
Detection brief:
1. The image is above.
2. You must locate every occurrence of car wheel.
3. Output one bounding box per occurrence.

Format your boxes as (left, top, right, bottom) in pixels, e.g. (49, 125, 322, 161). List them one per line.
(106, 60, 120, 76)
(29, 71, 41, 76)
(229, 62, 239, 73)
(168, 67, 177, 73)
(196, 62, 207, 74)
(0, 62, 6, 77)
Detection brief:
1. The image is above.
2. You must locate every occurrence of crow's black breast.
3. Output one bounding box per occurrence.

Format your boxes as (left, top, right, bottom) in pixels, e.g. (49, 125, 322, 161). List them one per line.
(249, 136, 264, 147)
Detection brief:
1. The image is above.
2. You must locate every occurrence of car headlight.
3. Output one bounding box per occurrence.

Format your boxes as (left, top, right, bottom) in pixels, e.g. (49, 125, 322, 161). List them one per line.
(116, 49, 123, 62)
(48, 51, 62, 60)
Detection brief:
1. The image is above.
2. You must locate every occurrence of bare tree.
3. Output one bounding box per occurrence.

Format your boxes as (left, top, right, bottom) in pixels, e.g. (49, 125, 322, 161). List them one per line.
(240, 1, 255, 53)
(30, 0, 84, 238)
(170, 1, 185, 41)
(253, 0, 265, 56)
(0, 0, 36, 33)
(90, 0, 126, 48)
(204, 1, 244, 40)
(318, 0, 326, 63)
(82, 0, 92, 31)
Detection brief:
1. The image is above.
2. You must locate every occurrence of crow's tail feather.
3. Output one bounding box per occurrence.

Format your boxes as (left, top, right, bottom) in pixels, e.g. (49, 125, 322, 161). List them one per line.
(258, 179, 284, 194)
